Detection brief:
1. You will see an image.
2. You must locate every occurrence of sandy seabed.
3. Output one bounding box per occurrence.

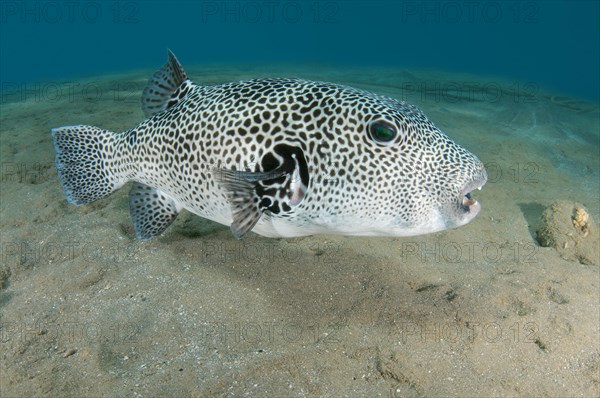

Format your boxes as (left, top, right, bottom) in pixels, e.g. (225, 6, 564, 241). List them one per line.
(0, 64, 598, 397)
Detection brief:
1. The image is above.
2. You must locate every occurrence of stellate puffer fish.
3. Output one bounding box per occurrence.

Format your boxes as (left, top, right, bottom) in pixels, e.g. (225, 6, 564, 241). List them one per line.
(51, 51, 487, 240)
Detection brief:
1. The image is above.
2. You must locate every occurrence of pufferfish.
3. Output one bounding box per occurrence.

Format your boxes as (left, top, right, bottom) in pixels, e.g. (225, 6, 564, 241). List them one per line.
(51, 51, 487, 240)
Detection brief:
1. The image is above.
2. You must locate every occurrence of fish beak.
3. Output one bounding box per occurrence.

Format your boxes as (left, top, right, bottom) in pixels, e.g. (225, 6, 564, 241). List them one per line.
(458, 180, 485, 216)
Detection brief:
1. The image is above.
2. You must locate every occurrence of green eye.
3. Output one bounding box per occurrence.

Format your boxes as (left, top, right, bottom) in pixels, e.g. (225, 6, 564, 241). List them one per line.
(368, 121, 397, 143)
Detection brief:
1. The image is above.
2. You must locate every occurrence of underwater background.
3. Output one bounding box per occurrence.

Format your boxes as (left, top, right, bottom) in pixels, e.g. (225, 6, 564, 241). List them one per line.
(1, 1, 599, 397)
(1, 0, 599, 101)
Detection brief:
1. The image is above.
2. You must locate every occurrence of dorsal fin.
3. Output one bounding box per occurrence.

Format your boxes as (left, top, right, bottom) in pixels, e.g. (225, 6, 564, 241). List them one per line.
(141, 50, 189, 118)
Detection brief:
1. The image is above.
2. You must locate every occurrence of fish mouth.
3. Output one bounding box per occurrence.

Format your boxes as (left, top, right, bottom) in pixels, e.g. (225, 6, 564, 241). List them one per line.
(457, 179, 486, 217)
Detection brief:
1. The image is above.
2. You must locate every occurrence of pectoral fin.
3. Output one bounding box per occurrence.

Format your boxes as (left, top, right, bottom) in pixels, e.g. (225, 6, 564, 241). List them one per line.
(214, 144, 310, 239)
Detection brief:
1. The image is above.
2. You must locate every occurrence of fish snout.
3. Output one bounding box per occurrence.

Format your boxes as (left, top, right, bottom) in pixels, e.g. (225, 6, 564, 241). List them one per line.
(456, 159, 487, 221)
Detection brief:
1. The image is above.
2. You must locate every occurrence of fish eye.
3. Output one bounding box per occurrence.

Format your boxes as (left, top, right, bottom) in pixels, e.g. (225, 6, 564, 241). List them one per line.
(368, 121, 397, 144)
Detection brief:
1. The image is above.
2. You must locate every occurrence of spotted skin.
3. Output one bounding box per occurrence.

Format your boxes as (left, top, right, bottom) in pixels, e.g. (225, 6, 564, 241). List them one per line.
(51, 51, 487, 239)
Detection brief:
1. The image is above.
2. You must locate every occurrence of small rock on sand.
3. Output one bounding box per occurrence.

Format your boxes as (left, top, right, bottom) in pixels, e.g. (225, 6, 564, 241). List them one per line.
(537, 201, 599, 265)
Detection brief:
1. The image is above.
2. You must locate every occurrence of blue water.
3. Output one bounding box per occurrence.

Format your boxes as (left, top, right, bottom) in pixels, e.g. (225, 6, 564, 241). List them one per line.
(1, 1, 599, 101)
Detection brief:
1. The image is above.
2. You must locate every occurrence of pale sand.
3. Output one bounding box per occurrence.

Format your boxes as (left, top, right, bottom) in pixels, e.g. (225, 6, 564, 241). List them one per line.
(0, 65, 598, 397)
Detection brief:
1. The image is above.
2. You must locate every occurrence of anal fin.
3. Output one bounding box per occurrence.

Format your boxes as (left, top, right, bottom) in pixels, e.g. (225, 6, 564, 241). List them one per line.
(129, 182, 180, 240)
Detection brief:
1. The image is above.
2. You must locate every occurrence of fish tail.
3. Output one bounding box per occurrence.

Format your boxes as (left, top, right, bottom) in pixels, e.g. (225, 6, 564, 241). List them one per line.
(51, 125, 129, 205)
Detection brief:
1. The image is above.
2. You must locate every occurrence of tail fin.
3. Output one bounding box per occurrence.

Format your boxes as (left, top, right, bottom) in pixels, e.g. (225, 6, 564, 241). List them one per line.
(51, 125, 127, 205)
